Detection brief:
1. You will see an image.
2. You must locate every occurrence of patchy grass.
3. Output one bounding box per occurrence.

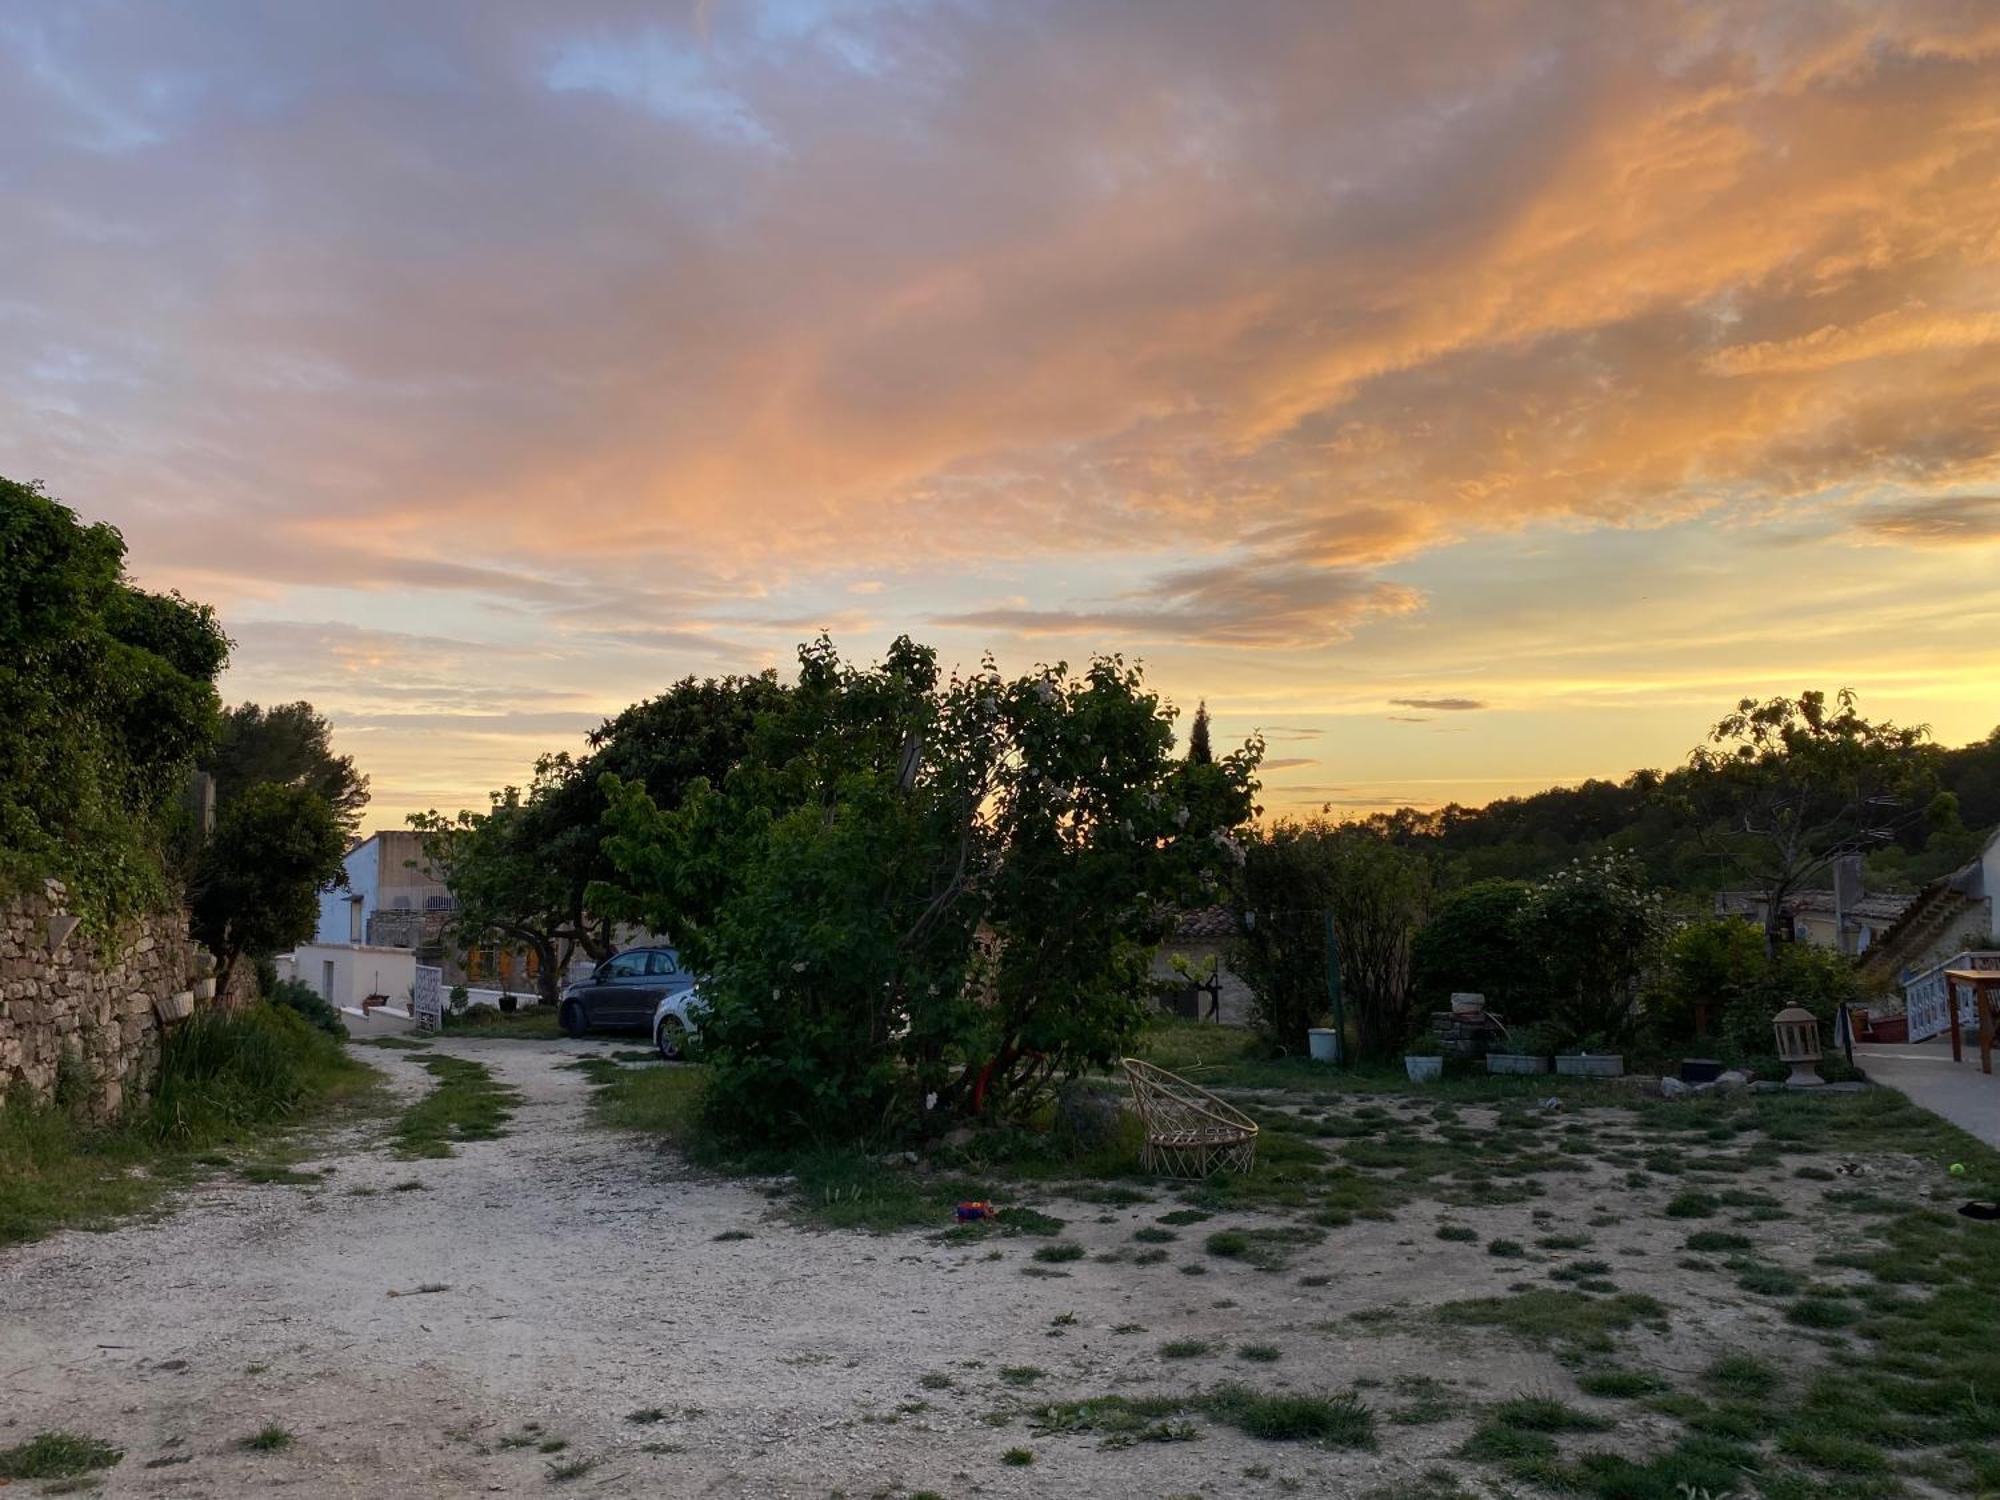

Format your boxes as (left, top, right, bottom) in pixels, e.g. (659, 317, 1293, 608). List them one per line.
(1030, 1386, 1375, 1450)
(1000, 1447, 1035, 1466)
(392, 1057, 519, 1158)
(439, 1005, 564, 1040)
(0, 1005, 373, 1246)
(1436, 1289, 1667, 1354)
(238, 1425, 294, 1453)
(354, 1036, 430, 1051)
(0, 1431, 123, 1480)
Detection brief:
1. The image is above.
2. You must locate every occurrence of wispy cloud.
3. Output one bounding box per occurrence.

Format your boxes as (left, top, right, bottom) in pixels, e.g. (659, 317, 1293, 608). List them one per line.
(3, 0, 1998, 822)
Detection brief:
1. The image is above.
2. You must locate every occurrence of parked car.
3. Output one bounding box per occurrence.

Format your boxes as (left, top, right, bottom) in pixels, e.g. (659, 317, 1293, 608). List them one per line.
(652, 987, 705, 1061)
(557, 947, 694, 1038)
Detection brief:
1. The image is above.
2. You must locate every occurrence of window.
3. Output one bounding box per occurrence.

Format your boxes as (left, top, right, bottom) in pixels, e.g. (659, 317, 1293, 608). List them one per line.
(605, 952, 647, 979)
(645, 950, 682, 978)
(348, 896, 363, 945)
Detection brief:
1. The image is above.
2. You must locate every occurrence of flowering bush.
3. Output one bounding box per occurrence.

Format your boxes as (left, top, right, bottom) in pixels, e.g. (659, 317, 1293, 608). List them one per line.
(1512, 854, 1666, 1048)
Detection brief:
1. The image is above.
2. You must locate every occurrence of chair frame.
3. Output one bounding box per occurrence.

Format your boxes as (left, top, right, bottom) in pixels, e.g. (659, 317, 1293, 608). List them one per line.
(1120, 1057, 1259, 1178)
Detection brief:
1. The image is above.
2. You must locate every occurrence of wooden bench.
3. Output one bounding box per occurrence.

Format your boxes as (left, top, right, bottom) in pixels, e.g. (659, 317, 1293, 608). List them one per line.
(1120, 1057, 1259, 1178)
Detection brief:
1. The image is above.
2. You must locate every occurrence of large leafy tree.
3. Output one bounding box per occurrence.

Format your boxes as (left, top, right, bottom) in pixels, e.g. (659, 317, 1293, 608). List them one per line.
(411, 757, 597, 1007)
(1, 476, 229, 927)
(210, 701, 370, 837)
(1686, 689, 1935, 955)
(190, 782, 347, 997)
(598, 636, 1259, 1142)
(413, 673, 788, 999)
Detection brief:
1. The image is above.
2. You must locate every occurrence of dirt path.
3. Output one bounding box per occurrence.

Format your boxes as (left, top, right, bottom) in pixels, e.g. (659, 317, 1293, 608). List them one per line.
(0, 1041, 1612, 1497)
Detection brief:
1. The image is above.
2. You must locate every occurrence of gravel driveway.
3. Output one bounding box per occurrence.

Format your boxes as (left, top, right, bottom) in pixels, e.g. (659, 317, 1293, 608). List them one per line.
(1, 1039, 1562, 1497)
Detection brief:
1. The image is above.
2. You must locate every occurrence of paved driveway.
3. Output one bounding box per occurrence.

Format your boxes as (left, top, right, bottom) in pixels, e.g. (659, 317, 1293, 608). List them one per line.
(1857, 1039, 2000, 1149)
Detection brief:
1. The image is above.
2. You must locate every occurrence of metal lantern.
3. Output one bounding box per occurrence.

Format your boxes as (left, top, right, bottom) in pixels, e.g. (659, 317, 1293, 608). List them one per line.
(1772, 1005, 1824, 1087)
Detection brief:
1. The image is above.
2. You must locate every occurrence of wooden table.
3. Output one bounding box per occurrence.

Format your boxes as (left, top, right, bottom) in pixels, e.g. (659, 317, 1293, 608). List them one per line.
(1943, 969, 2000, 1075)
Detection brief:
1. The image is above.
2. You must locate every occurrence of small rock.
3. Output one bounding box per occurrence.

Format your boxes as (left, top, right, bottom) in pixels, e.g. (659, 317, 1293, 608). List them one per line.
(1659, 1077, 1690, 1100)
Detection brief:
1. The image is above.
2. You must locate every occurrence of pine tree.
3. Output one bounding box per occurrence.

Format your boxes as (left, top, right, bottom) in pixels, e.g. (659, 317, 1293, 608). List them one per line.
(1188, 700, 1214, 765)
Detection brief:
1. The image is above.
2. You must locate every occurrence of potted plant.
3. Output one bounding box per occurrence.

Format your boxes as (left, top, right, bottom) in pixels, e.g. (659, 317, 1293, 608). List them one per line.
(1555, 1033, 1624, 1078)
(1403, 1036, 1444, 1083)
(498, 989, 519, 1014)
(1487, 1022, 1555, 1076)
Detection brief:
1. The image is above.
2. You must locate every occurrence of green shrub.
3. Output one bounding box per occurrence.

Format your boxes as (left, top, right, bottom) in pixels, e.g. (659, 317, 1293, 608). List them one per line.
(149, 1004, 348, 1146)
(267, 977, 345, 1038)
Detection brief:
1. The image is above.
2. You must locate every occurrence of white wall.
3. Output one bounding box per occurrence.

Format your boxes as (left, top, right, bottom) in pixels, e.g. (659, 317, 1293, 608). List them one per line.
(295, 942, 417, 1012)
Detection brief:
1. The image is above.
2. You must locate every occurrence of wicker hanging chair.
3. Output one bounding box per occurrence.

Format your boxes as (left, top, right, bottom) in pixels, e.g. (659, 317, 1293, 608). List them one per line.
(1120, 1057, 1259, 1178)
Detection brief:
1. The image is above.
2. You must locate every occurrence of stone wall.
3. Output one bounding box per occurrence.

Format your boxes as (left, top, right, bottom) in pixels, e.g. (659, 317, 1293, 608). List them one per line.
(0, 879, 234, 1122)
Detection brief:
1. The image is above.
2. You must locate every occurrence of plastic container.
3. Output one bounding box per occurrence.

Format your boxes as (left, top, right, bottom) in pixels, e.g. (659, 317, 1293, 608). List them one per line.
(1404, 1055, 1444, 1083)
(1307, 1028, 1341, 1063)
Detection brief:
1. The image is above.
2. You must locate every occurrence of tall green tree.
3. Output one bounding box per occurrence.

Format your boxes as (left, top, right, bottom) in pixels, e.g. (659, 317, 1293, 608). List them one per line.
(413, 672, 789, 996)
(598, 637, 1259, 1141)
(210, 701, 370, 837)
(190, 783, 347, 998)
(1, 476, 229, 928)
(1686, 689, 1935, 955)
(1187, 700, 1214, 765)
(411, 757, 597, 1007)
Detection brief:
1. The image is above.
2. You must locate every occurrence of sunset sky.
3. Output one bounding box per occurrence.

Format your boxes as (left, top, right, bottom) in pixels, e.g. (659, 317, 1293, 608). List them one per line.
(5, 1, 1998, 833)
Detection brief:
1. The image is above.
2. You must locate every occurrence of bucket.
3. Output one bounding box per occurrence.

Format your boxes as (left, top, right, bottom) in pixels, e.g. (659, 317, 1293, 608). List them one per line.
(1307, 1028, 1341, 1063)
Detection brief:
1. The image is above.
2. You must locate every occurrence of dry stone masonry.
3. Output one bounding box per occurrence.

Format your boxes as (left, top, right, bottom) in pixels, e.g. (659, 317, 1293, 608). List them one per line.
(0, 879, 228, 1122)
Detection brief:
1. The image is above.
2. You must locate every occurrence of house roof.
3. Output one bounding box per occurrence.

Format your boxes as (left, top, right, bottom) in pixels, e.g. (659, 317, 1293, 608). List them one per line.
(1861, 826, 2000, 977)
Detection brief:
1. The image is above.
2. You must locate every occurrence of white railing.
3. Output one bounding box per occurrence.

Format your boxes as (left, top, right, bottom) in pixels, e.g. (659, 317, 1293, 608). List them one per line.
(1903, 951, 2000, 1042)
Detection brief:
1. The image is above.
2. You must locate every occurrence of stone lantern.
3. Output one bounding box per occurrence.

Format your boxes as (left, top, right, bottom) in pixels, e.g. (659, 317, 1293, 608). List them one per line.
(1772, 1005, 1824, 1087)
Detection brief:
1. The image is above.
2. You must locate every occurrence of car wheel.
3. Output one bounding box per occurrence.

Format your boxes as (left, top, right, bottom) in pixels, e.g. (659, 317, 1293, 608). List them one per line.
(656, 1014, 686, 1062)
(559, 1001, 587, 1038)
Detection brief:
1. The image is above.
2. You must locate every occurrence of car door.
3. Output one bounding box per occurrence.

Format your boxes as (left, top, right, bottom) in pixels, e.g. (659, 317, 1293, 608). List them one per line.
(588, 951, 648, 1027)
(632, 949, 685, 1028)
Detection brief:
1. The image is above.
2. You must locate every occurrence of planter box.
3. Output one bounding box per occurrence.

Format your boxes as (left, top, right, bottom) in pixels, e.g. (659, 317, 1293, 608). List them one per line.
(1865, 1014, 1908, 1044)
(154, 990, 195, 1025)
(1404, 1055, 1444, 1083)
(1556, 1054, 1624, 1078)
(1487, 1053, 1552, 1075)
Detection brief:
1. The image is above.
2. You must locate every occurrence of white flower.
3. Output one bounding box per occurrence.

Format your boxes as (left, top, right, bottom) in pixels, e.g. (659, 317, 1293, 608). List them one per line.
(925, 1091, 938, 1112)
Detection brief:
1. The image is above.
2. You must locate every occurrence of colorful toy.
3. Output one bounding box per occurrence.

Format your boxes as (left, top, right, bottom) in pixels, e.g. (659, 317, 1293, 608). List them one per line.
(954, 1201, 1000, 1222)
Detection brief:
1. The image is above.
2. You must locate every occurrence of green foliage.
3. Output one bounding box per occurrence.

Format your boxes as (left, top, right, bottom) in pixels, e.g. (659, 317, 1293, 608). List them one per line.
(1651, 916, 1863, 1057)
(188, 782, 347, 996)
(150, 1003, 354, 1146)
(210, 701, 369, 837)
(1410, 879, 1536, 1014)
(0, 476, 229, 928)
(1512, 853, 1665, 1045)
(267, 977, 346, 1037)
(1233, 820, 1431, 1057)
(599, 636, 1257, 1144)
(416, 673, 789, 1003)
(1688, 689, 1935, 951)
